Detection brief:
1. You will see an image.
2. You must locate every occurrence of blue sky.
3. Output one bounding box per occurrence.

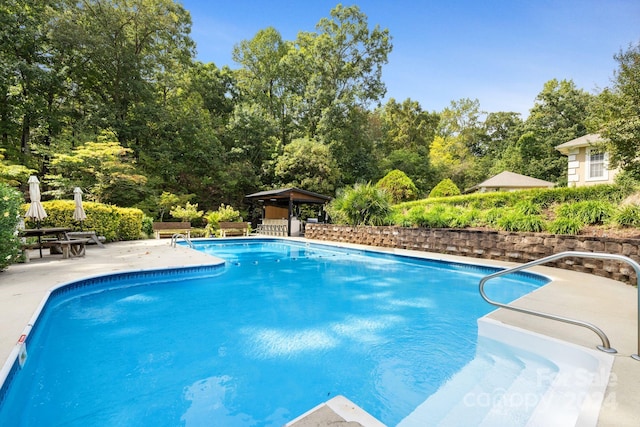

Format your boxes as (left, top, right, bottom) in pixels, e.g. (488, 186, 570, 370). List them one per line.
(179, 0, 639, 117)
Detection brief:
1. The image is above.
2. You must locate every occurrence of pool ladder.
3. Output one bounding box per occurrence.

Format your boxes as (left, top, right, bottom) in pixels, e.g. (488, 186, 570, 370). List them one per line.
(479, 251, 640, 360)
(170, 233, 193, 248)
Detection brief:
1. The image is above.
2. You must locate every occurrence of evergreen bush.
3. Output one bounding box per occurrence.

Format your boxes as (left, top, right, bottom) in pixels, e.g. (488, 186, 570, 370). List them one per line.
(428, 178, 461, 198)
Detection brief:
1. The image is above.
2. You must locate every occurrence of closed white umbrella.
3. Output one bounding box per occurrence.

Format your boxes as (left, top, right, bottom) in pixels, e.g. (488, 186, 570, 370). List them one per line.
(24, 175, 48, 258)
(73, 187, 87, 223)
(25, 175, 47, 224)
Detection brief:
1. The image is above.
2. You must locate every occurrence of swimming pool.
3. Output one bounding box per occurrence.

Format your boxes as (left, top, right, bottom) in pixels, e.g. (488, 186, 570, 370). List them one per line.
(0, 239, 549, 426)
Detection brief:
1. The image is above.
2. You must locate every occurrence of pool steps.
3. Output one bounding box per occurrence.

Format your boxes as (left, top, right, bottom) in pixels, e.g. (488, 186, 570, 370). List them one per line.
(398, 318, 614, 427)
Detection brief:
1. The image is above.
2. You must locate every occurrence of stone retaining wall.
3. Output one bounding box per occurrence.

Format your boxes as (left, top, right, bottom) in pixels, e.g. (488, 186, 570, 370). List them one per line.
(305, 224, 640, 285)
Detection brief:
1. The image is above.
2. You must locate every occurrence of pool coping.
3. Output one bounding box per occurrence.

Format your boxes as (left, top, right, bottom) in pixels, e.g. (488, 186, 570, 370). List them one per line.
(0, 237, 637, 426)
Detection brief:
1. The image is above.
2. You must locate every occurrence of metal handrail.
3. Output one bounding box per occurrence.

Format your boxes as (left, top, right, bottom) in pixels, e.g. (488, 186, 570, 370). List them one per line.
(170, 233, 193, 248)
(479, 251, 640, 359)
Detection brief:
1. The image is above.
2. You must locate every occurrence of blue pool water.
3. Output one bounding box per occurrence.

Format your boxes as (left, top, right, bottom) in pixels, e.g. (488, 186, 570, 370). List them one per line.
(0, 239, 548, 426)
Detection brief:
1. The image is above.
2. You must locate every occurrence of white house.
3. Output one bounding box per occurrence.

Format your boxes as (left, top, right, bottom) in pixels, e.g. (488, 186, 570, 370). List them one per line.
(555, 134, 618, 187)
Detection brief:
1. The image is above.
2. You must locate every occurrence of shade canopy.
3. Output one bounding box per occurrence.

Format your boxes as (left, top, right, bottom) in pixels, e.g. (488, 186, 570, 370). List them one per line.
(73, 187, 87, 221)
(24, 175, 47, 222)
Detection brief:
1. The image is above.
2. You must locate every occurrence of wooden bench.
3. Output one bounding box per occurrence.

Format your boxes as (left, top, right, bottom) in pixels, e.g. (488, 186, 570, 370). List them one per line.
(219, 222, 250, 237)
(152, 222, 191, 239)
(21, 238, 90, 262)
(66, 231, 106, 248)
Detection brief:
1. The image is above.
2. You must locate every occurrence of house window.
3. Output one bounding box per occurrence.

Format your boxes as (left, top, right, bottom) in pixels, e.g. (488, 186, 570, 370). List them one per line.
(586, 148, 608, 181)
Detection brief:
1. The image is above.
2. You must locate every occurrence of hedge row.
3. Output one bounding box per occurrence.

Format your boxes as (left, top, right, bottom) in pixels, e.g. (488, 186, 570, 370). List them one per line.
(23, 200, 144, 242)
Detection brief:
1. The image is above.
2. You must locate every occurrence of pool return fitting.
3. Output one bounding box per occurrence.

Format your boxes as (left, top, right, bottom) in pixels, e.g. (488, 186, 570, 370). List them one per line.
(479, 251, 640, 360)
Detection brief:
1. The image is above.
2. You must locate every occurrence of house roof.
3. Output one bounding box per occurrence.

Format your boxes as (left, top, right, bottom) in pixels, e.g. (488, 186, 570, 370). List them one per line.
(471, 171, 555, 191)
(555, 133, 603, 154)
(245, 187, 332, 204)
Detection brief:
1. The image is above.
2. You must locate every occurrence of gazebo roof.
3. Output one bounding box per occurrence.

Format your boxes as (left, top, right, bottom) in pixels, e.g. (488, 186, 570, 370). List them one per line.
(245, 187, 332, 204)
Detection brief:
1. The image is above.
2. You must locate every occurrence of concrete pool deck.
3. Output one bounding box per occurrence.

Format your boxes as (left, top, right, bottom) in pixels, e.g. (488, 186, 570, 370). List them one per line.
(0, 238, 638, 426)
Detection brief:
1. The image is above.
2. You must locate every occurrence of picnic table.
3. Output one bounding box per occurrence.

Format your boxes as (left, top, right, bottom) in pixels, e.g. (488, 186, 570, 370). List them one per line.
(19, 227, 90, 261)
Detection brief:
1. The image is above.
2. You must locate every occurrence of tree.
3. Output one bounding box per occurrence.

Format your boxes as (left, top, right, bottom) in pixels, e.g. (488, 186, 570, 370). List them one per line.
(431, 99, 484, 190)
(600, 41, 640, 178)
(376, 98, 439, 192)
(294, 5, 392, 137)
(375, 169, 418, 204)
(273, 138, 340, 195)
(50, 0, 195, 150)
(522, 79, 594, 182)
(47, 130, 147, 206)
(0, 0, 66, 163)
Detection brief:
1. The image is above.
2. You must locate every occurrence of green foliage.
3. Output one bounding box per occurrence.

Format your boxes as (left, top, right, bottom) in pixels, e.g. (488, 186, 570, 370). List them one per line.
(205, 204, 241, 236)
(614, 204, 640, 227)
(170, 201, 203, 223)
(328, 183, 391, 226)
(496, 211, 545, 232)
(600, 41, 640, 179)
(547, 217, 584, 235)
(158, 192, 181, 221)
(555, 201, 615, 225)
(0, 183, 23, 269)
(141, 215, 154, 237)
(375, 169, 419, 204)
(429, 178, 461, 198)
(405, 204, 480, 228)
(0, 151, 34, 187)
(514, 200, 541, 215)
(273, 138, 341, 195)
(23, 200, 143, 242)
(47, 131, 148, 206)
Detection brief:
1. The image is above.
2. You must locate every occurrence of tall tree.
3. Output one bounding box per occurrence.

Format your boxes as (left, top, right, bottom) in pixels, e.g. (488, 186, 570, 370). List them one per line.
(296, 4, 392, 138)
(51, 0, 195, 152)
(273, 137, 341, 195)
(431, 98, 484, 190)
(600, 41, 640, 178)
(376, 98, 439, 193)
(521, 79, 594, 182)
(0, 0, 65, 164)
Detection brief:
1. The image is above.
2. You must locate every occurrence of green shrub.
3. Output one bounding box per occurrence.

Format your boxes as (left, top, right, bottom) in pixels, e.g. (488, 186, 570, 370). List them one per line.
(514, 200, 541, 215)
(0, 183, 23, 270)
(547, 217, 584, 235)
(117, 208, 144, 240)
(204, 204, 241, 236)
(375, 169, 419, 204)
(555, 200, 614, 225)
(328, 183, 391, 226)
(496, 211, 545, 232)
(614, 204, 640, 227)
(141, 215, 154, 236)
(429, 178, 461, 198)
(23, 200, 143, 242)
(482, 207, 506, 226)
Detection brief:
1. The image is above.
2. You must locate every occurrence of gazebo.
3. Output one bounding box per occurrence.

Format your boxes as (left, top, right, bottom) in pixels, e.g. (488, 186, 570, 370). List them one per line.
(245, 187, 332, 236)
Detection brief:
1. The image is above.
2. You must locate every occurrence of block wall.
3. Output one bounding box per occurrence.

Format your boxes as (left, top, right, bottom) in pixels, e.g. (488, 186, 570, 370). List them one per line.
(305, 224, 639, 285)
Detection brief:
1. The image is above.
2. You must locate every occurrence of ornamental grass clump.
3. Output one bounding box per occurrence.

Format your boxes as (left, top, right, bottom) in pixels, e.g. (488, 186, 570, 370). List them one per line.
(614, 204, 640, 228)
(328, 183, 391, 226)
(547, 217, 584, 235)
(555, 200, 615, 225)
(496, 210, 545, 232)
